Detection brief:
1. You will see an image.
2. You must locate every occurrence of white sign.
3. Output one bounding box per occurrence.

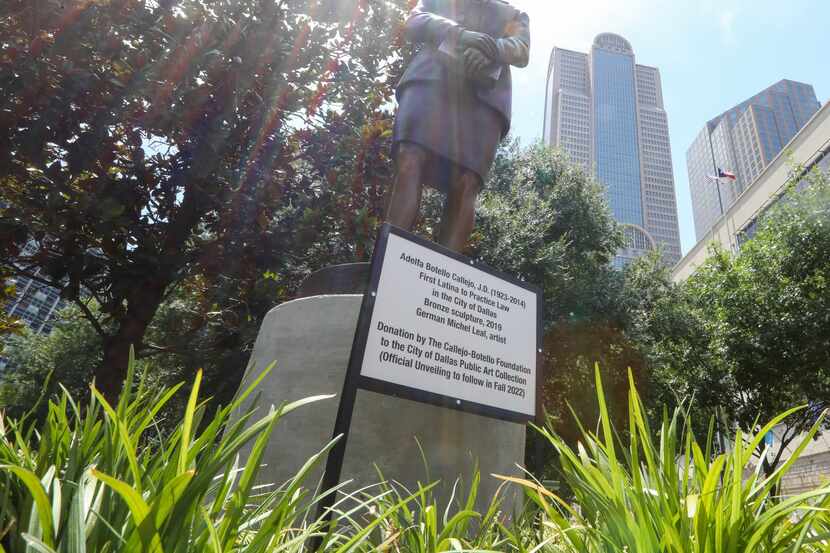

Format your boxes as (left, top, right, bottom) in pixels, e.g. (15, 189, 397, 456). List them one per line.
(360, 232, 538, 419)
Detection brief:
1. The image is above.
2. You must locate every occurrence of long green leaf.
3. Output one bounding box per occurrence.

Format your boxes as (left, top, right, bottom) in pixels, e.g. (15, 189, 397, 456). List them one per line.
(90, 469, 161, 553)
(179, 369, 203, 475)
(1, 466, 55, 547)
(20, 534, 57, 553)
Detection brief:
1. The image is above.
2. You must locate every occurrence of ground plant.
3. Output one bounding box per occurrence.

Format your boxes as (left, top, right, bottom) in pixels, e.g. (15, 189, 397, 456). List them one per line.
(512, 367, 830, 552)
(2, 358, 830, 552)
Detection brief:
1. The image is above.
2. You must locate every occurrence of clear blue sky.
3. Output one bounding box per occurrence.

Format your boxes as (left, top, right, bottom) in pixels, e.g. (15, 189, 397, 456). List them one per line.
(507, 0, 830, 255)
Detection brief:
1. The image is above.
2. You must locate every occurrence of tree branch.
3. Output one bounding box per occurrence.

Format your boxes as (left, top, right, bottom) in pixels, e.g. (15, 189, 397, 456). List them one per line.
(137, 342, 188, 359)
(73, 298, 108, 340)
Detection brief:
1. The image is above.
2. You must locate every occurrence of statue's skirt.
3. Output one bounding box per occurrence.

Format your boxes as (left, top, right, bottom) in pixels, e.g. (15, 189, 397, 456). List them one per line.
(393, 80, 505, 189)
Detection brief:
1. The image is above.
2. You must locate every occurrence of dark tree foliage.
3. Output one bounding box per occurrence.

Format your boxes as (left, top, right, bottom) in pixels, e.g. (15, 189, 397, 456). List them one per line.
(0, 0, 409, 400)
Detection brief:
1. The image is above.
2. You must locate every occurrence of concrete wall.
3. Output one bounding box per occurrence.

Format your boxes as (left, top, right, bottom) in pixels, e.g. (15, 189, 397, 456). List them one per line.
(781, 451, 830, 496)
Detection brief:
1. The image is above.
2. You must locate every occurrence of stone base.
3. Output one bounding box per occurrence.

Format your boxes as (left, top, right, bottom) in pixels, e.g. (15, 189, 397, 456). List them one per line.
(233, 294, 526, 513)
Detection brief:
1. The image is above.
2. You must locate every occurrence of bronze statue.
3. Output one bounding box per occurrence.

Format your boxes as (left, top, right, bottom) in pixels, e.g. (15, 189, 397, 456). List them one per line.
(388, 0, 530, 252)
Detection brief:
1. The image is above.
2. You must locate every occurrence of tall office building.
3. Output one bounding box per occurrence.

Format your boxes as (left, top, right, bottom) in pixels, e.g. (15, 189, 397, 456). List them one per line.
(544, 33, 682, 267)
(686, 80, 820, 240)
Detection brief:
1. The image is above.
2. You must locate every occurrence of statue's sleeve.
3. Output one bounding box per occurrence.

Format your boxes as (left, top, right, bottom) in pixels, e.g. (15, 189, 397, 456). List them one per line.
(405, 0, 462, 47)
(496, 10, 530, 68)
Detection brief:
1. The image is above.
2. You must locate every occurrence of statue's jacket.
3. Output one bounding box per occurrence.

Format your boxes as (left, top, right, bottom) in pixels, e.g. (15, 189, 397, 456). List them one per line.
(398, 0, 530, 134)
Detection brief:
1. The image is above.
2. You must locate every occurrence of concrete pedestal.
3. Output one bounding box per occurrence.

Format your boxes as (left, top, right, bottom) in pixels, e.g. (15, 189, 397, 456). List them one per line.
(233, 294, 526, 512)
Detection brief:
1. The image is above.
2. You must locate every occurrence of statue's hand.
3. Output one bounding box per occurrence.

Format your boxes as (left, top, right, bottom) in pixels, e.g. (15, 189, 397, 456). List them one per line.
(458, 30, 498, 61)
(463, 48, 491, 79)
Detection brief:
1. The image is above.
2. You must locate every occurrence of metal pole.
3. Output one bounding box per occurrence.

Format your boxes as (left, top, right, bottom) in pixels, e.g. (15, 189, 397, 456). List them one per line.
(312, 373, 359, 546)
(707, 135, 726, 215)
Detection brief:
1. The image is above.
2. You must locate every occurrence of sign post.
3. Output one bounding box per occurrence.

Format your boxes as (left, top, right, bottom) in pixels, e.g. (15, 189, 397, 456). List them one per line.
(316, 223, 542, 526)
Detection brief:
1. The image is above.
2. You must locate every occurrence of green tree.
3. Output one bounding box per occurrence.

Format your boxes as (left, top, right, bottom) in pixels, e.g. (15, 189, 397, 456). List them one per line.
(0, 307, 102, 418)
(640, 167, 830, 473)
(0, 299, 192, 421)
(473, 143, 623, 323)
(0, 0, 408, 400)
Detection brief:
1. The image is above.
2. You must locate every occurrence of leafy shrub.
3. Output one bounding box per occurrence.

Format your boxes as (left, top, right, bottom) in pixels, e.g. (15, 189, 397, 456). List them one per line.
(510, 367, 830, 552)
(0, 356, 342, 552)
(2, 357, 830, 552)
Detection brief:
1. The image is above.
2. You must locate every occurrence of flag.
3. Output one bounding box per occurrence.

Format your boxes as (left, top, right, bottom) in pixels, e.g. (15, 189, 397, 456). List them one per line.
(706, 169, 737, 183)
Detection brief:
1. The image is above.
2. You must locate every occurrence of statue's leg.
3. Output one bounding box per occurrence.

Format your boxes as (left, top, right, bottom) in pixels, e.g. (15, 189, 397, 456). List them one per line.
(439, 168, 481, 253)
(386, 142, 429, 231)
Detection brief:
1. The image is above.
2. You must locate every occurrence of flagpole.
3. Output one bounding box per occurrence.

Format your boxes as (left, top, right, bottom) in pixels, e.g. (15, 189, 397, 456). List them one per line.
(707, 135, 726, 216)
(715, 177, 725, 215)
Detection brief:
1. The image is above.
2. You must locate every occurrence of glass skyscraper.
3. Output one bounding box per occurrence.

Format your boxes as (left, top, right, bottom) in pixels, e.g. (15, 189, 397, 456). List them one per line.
(544, 33, 682, 268)
(686, 80, 820, 240)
